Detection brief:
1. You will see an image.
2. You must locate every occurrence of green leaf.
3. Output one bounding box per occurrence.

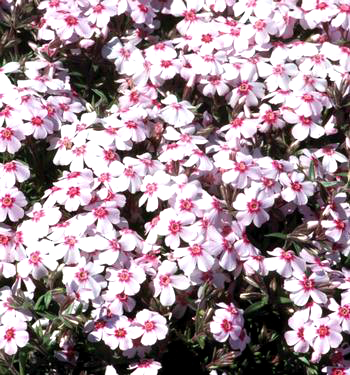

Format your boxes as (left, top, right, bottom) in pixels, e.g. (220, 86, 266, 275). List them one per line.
(244, 297, 268, 315)
(44, 291, 52, 309)
(19, 351, 26, 375)
(265, 232, 287, 239)
(309, 161, 315, 181)
(276, 296, 292, 305)
(298, 356, 310, 366)
(319, 181, 339, 187)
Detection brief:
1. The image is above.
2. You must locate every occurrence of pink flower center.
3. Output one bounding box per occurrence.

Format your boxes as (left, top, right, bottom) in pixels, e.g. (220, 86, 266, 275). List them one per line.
(235, 161, 247, 172)
(338, 305, 350, 319)
(159, 275, 171, 286)
(180, 198, 193, 211)
(273, 65, 284, 75)
(64, 236, 77, 247)
(49, 0, 60, 7)
(254, 19, 266, 31)
(94, 207, 108, 219)
(262, 177, 274, 188)
(161, 60, 172, 68)
(281, 250, 294, 261)
(125, 120, 137, 129)
(1, 128, 13, 139)
(341, 46, 350, 55)
(31, 116, 44, 126)
(221, 319, 233, 332)
(247, 199, 260, 213)
(146, 183, 157, 195)
(75, 269, 89, 282)
(117, 292, 128, 302)
(291, 182, 302, 191)
(4, 328, 15, 341)
(335, 220, 346, 230)
(67, 186, 80, 198)
(300, 116, 312, 126)
(168, 220, 181, 235)
(183, 9, 197, 21)
(3, 162, 16, 172)
(272, 160, 284, 171)
(238, 81, 251, 95)
(124, 166, 135, 177)
(332, 369, 346, 375)
(1, 194, 14, 208)
(189, 244, 202, 256)
(144, 320, 155, 332)
(231, 118, 243, 128)
(103, 149, 117, 162)
(138, 4, 148, 13)
(297, 327, 304, 339)
(263, 110, 277, 124)
(201, 34, 213, 43)
(317, 324, 329, 338)
(312, 54, 324, 64)
(301, 93, 314, 103)
(339, 4, 350, 13)
(94, 320, 106, 330)
(65, 15, 78, 26)
(118, 269, 131, 282)
(93, 3, 105, 13)
(114, 328, 127, 338)
(29, 251, 42, 265)
(322, 147, 334, 155)
(316, 2, 327, 9)
(301, 278, 314, 290)
(32, 210, 45, 222)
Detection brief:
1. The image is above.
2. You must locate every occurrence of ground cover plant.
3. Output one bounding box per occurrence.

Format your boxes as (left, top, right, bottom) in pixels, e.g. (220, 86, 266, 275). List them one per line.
(0, 0, 349, 374)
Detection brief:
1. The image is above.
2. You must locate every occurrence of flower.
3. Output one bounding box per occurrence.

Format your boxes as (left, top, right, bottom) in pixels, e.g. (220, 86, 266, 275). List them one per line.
(131, 309, 168, 346)
(0, 317, 29, 355)
(233, 186, 275, 227)
(153, 260, 190, 306)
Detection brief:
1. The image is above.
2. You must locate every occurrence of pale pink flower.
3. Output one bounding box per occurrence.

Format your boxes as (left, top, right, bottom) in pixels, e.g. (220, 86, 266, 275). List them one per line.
(280, 172, 315, 205)
(157, 208, 196, 249)
(284, 272, 329, 306)
(233, 186, 275, 227)
(0, 161, 30, 188)
(128, 359, 162, 375)
(328, 299, 350, 333)
(220, 152, 261, 188)
(139, 171, 174, 212)
(153, 260, 190, 306)
(159, 94, 195, 127)
(228, 79, 265, 108)
(106, 263, 146, 296)
(62, 259, 105, 300)
(17, 240, 58, 280)
(85, 0, 117, 28)
(104, 316, 134, 351)
(0, 317, 29, 355)
(284, 310, 310, 353)
(210, 303, 243, 343)
(52, 11, 93, 40)
(314, 146, 347, 174)
(174, 241, 215, 275)
(304, 317, 343, 356)
(0, 126, 25, 154)
(131, 309, 168, 346)
(265, 247, 306, 278)
(0, 187, 27, 222)
(257, 60, 298, 91)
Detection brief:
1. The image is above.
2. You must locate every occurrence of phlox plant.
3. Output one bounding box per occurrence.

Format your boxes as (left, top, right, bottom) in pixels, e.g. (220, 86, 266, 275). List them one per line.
(0, 0, 349, 374)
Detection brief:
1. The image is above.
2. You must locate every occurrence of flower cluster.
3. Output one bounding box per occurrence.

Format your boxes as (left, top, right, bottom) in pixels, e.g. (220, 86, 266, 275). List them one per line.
(0, 0, 350, 374)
